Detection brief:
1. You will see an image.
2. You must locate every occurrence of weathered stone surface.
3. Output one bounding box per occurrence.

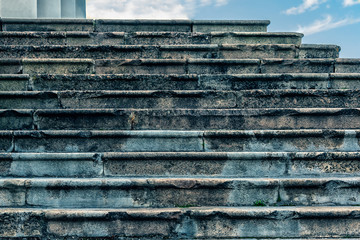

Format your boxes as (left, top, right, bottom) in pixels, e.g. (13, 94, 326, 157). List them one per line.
(188, 59, 260, 74)
(192, 20, 270, 32)
(0, 110, 34, 130)
(211, 32, 303, 45)
(261, 59, 335, 73)
(2, 152, 360, 178)
(0, 31, 304, 46)
(95, 19, 192, 32)
(27, 108, 360, 130)
(0, 74, 29, 91)
(335, 59, 360, 73)
(204, 129, 360, 152)
(2, 19, 94, 32)
(1, 207, 360, 238)
(199, 73, 332, 90)
(299, 44, 340, 59)
(29, 73, 360, 92)
(4, 89, 360, 110)
(1, 18, 360, 240)
(11, 130, 203, 153)
(22, 58, 95, 75)
(31, 74, 200, 91)
(0, 129, 359, 153)
(3, 153, 103, 177)
(0, 177, 359, 208)
(0, 59, 22, 74)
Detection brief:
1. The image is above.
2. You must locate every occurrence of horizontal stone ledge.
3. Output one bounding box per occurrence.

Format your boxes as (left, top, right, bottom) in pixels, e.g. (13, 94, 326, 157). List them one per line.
(9, 130, 203, 138)
(1, 129, 360, 138)
(0, 177, 275, 188)
(0, 74, 29, 79)
(2, 206, 360, 220)
(0, 44, 341, 60)
(4, 89, 360, 109)
(1, 19, 271, 33)
(2, 207, 360, 238)
(4, 108, 360, 131)
(3, 151, 360, 161)
(31, 107, 360, 116)
(0, 31, 304, 46)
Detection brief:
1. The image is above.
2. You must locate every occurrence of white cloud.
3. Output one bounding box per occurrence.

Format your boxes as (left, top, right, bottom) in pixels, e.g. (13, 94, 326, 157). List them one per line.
(343, 0, 360, 6)
(285, 0, 328, 15)
(296, 15, 360, 35)
(87, 0, 229, 19)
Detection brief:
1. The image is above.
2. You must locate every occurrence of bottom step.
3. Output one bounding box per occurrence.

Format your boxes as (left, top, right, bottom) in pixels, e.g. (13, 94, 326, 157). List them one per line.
(1, 207, 360, 239)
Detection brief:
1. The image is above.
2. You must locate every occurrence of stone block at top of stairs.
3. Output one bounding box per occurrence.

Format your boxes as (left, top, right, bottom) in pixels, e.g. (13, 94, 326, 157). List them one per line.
(94, 19, 192, 32)
(94, 19, 270, 33)
(1, 207, 360, 239)
(192, 20, 270, 32)
(1, 18, 94, 32)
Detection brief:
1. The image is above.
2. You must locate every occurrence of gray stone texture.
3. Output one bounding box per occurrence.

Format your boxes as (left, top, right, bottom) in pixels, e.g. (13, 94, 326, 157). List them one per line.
(1, 18, 360, 239)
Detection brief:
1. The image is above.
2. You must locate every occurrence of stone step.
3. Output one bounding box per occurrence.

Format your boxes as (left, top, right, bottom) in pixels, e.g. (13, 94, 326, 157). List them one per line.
(18, 73, 360, 92)
(0, 74, 30, 91)
(2, 152, 360, 178)
(2, 58, 357, 75)
(0, 44, 339, 60)
(1, 129, 360, 153)
(3, 89, 360, 109)
(2, 108, 360, 130)
(0, 32, 302, 46)
(2, 177, 360, 208)
(1, 207, 359, 238)
(1, 19, 271, 32)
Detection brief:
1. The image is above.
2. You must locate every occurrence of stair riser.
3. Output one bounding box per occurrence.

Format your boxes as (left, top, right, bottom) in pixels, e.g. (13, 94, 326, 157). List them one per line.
(3, 109, 360, 130)
(2, 60, 359, 75)
(1, 208, 360, 239)
(30, 75, 200, 91)
(8, 74, 359, 92)
(0, 46, 306, 60)
(3, 90, 360, 109)
(0, 34, 301, 46)
(2, 178, 360, 208)
(1, 130, 360, 153)
(0, 92, 238, 109)
(2, 154, 360, 177)
(2, 20, 270, 32)
(200, 74, 360, 91)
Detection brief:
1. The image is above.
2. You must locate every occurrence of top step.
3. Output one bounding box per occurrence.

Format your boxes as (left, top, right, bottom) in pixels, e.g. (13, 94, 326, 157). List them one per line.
(0, 19, 271, 33)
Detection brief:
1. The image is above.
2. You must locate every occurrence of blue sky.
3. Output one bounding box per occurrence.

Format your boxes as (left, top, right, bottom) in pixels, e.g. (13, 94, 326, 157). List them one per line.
(87, 0, 360, 58)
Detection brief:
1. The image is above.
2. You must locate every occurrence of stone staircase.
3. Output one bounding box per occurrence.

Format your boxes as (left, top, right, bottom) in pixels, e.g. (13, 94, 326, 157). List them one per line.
(1, 19, 360, 239)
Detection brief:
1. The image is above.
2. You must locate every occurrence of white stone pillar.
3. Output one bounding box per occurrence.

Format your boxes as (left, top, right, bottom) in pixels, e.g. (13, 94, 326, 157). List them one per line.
(61, 0, 76, 18)
(75, 0, 86, 18)
(0, 0, 37, 18)
(37, 0, 61, 18)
